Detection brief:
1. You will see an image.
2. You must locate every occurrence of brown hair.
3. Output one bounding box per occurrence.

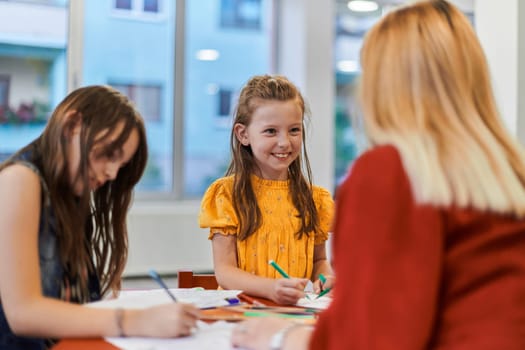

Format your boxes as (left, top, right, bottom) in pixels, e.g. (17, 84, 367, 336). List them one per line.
(4, 85, 148, 296)
(359, 0, 525, 215)
(227, 74, 320, 240)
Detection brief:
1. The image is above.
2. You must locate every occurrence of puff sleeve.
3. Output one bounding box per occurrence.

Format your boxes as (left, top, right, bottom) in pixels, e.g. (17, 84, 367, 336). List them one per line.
(313, 186, 335, 244)
(198, 177, 239, 239)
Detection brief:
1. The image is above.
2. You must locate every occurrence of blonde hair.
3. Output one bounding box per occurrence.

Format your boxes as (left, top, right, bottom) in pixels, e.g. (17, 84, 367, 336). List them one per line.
(359, 0, 525, 216)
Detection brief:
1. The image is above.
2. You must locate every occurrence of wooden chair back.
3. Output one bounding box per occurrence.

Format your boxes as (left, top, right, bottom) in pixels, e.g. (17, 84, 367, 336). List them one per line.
(177, 270, 219, 290)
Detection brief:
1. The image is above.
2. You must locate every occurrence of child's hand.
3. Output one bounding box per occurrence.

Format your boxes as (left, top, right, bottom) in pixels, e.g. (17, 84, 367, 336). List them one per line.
(313, 274, 335, 295)
(127, 302, 201, 337)
(270, 277, 309, 305)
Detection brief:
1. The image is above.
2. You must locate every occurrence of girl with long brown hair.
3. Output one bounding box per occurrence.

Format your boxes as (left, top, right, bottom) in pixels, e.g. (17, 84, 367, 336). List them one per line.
(0, 85, 199, 349)
(199, 75, 334, 305)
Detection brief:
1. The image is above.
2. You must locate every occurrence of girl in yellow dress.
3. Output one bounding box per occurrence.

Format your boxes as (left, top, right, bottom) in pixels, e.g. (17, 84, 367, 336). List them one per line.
(199, 75, 334, 305)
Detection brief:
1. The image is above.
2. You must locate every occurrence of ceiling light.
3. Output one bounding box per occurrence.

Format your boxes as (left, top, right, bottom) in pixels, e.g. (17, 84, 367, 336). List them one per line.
(347, 0, 379, 12)
(336, 60, 360, 73)
(196, 49, 219, 61)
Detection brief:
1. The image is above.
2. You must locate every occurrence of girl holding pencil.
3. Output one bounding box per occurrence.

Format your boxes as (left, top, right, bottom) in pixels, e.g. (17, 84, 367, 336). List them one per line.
(0, 86, 199, 349)
(199, 75, 334, 305)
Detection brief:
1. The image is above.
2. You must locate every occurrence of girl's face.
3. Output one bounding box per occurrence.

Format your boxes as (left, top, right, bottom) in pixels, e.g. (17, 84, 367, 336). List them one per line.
(235, 99, 303, 180)
(68, 121, 139, 196)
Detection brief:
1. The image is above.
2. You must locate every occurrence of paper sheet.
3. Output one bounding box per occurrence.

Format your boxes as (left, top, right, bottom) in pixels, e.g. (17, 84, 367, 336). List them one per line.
(86, 288, 327, 349)
(87, 289, 247, 349)
(88, 288, 243, 310)
(106, 320, 238, 350)
(298, 281, 332, 310)
(297, 294, 332, 309)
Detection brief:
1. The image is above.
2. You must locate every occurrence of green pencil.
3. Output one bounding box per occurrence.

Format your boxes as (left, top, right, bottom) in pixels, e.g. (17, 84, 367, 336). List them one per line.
(268, 260, 290, 279)
(316, 273, 332, 299)
(243, 311, 314, 319)
(316, 286, 332, 299)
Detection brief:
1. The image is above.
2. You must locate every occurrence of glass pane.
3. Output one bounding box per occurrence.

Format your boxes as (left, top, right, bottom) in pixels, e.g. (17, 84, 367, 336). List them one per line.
(82, 1, 175, 192)
(184, 0, 273, 197)
(220, 0, 262, 30)
(143, 0, 159, 13)
(333, 5, 379, 186)
(333, 0, 474, 186)
(115, 0, 132, 10)
(0, 0, 68, 162)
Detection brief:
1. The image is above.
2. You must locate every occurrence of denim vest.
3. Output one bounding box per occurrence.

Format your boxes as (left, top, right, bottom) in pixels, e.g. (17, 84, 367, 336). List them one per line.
(0, 149, 101, 350)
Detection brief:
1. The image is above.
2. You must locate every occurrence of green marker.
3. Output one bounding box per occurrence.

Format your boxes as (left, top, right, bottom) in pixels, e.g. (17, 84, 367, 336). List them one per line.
(316, 273, 332, 299)
(268, 260, 290, 279)
(243, 311, 314, 319)
(316, 287, 332, 299)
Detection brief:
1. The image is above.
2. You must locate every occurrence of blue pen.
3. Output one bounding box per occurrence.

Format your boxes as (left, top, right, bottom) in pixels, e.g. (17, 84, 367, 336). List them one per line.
(225, 297, 241, 305)
(268, 260, 290, 279)
(148, 269, 177, 301)
(199, 297, 242, 310)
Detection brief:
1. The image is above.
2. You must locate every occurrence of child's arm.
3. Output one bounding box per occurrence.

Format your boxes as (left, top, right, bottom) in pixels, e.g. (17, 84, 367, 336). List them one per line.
(311, 242, 334, 294)
(211, 233, 308, 305)
(0, 165, 200, 339)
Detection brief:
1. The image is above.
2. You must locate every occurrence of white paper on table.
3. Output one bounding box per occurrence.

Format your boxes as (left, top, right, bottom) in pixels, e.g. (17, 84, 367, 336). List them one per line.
(106, 320, 239, 350)
(88, 288, 243, 310)
(296, 294, 332, 310)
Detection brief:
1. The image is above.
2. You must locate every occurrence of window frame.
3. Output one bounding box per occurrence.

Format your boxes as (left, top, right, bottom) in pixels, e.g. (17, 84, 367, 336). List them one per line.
(66, 0, 335, 201)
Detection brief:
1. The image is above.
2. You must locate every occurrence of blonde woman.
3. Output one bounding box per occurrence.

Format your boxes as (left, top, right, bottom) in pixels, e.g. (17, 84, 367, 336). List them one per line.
(231, 1, 525, 349)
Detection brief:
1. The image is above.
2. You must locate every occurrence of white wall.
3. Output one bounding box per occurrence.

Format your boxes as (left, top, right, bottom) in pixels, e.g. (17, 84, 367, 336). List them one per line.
(475, 0, 525, 144)
(475, 0, 519, 135)
(125, 201, 213, 275)
(0, 1, 66, 48)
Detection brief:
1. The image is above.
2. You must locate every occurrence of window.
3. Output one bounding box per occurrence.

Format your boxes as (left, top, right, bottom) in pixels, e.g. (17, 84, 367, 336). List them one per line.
(184, 0, 273, 196)
(0, 75, 9, 111)
(143, 0, 159, 13)
(217, 88, 233, 117)
(0, 0, 67, 162)
(213, 87, 235, 129)
(112, 0, 163, 19)
(110, 83, 162, 122)
(82, 0, 274, 196)
(115, 0, 132, 10)
(83, 1, 175, 192)
(0, 0, 274, 197)
(220, 0, 262, 30)
(333, 0, 475, 186)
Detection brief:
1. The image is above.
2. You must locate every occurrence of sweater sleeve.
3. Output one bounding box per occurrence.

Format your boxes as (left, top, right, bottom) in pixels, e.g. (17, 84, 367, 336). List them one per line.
(310, 146, 443, 350)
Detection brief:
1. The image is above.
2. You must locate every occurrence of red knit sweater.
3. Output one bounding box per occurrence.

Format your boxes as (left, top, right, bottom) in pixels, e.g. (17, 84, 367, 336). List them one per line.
(310, 145, 525, 350)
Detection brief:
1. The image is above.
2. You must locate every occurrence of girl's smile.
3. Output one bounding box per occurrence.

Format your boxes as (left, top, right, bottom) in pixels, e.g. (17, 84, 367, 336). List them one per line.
(235, 99, 303, 181)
